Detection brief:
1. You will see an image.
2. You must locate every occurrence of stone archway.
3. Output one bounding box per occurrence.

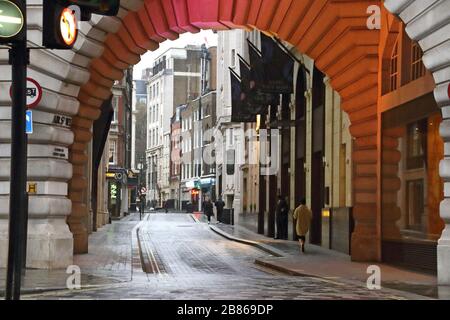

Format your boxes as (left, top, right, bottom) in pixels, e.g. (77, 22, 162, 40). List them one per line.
(68, 0, 450, 271)
(69, 0, 383, 263)
(0, 0, 448, 280)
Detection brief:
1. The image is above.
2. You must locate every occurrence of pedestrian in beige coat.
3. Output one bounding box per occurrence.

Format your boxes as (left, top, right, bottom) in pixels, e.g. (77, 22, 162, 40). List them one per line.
(293, 199, 312, 253)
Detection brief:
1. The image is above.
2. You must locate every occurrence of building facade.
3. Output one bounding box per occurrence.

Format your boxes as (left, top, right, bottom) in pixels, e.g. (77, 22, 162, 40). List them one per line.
(106, 69, 134, 220)
(215, 29, 248, 215)
(215, 30, 354, 251)
(145, 46, 204, 207)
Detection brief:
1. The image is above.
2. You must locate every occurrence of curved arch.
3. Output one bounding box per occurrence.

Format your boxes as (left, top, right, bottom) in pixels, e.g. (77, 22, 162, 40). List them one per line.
(67, 0, 382, 261)
(0, 0, 443, 270)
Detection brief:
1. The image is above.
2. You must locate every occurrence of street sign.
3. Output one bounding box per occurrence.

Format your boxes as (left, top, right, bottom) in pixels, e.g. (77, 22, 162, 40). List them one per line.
(10, 77, 43, 109)
(25, 110, 32, 134)
(0, 0, 24, 39)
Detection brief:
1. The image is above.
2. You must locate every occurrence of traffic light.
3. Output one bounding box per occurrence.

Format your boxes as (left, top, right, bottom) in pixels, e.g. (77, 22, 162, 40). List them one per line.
(43, 0, 78, 49)
(42, 0, 120, 49)
(0, 0, 26, 44)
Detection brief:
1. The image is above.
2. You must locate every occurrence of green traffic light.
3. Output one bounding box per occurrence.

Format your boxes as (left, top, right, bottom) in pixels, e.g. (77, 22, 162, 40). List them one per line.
(0, 0, 24, 39)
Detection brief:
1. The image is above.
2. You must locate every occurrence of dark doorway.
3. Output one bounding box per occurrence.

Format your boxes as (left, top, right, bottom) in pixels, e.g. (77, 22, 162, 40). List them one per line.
(280, 94, 291, 201)
(310, 67, 326, 245)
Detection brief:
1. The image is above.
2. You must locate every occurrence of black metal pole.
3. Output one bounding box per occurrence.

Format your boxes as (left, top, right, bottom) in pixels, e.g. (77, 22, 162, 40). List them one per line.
(5, 0, 28, 300)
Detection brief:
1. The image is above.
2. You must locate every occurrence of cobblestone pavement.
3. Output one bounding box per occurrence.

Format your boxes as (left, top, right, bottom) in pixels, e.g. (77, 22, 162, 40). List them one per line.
(0, 214, 140, 294)
(21, 213, 427, 300)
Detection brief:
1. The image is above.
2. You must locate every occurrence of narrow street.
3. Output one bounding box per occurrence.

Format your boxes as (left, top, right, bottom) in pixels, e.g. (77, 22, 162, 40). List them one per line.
(19, 213, 424, 300)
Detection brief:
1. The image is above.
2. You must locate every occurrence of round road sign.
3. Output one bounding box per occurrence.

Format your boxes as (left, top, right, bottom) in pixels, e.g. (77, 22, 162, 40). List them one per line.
(0, 0, 24, 39)
(9, 77, 43, 109)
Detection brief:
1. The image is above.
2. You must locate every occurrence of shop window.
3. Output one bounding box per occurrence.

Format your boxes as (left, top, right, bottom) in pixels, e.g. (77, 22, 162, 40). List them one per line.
(406, 120, 427, 170)
(381, 96, 443, 272)
(406, 179, 425, 231)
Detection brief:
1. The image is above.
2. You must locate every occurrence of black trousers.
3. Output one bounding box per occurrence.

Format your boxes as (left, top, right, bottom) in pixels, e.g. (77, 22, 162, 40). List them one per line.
(276, 214, 288, 239)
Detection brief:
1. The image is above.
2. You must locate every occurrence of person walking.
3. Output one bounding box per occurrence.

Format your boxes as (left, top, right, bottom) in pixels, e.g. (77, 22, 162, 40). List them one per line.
(138, 193, 146, 220)
(215, 196, 225, 223)
(203, 196, 214, 224)
(293, 199, 312, 253)
(275, 195, 289, 239)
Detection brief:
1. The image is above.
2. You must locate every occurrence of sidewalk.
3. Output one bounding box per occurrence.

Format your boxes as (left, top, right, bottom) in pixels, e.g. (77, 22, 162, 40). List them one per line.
(0, 213, 140, 296)
(200, 218, 450, 300)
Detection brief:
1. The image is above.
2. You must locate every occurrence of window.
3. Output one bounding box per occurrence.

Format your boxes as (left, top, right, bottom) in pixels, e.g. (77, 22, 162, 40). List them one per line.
(406, 179, 425, 231)
(108, 140, 116, 164)
(112, 96, 119, 123)
(193, 130, 197, 148)
(406, 120, 427, 169)
(227, 128, 234, 147)
(411, 42, 426, 81)
(231, 49, 236, 67)
(389, 41, 399, 92)
(226, 149, 235, 175)
(149, 106, 152, 123)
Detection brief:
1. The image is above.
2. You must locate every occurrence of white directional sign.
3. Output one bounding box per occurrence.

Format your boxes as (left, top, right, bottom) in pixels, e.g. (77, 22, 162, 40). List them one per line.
(0, 0, 24, 39)
(26, 110, 32, 134)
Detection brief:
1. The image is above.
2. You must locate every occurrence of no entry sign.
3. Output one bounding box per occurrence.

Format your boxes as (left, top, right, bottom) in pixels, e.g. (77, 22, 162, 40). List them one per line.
(10, 77, 43, 109)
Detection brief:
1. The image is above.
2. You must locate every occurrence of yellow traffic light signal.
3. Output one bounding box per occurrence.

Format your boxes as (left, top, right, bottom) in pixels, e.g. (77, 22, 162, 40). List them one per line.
(42, 0, 78, 49)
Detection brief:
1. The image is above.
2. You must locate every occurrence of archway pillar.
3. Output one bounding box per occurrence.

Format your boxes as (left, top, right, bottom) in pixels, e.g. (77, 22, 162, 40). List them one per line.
(351, 134, 380, 261)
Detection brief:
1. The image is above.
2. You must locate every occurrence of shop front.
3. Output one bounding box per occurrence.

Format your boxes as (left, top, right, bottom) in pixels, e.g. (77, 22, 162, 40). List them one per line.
(106, 167, 129, 219)
(181, 180, 200, 212)
(127, 170, 138, 212)
(200, 177, 216, 201)
(381, 93, 445, 273)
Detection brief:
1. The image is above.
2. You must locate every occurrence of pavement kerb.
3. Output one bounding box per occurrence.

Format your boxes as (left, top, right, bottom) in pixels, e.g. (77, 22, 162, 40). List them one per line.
(253, 258, 319, 277)
(210, 225, 285, 257)
(132, 214, 151, 277)
(190, 214, 284, 257)
(190, 214, 437, 299)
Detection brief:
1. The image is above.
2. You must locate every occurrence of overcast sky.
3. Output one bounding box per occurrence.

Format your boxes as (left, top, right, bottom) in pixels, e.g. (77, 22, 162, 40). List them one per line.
(133, 30, 218, 80)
